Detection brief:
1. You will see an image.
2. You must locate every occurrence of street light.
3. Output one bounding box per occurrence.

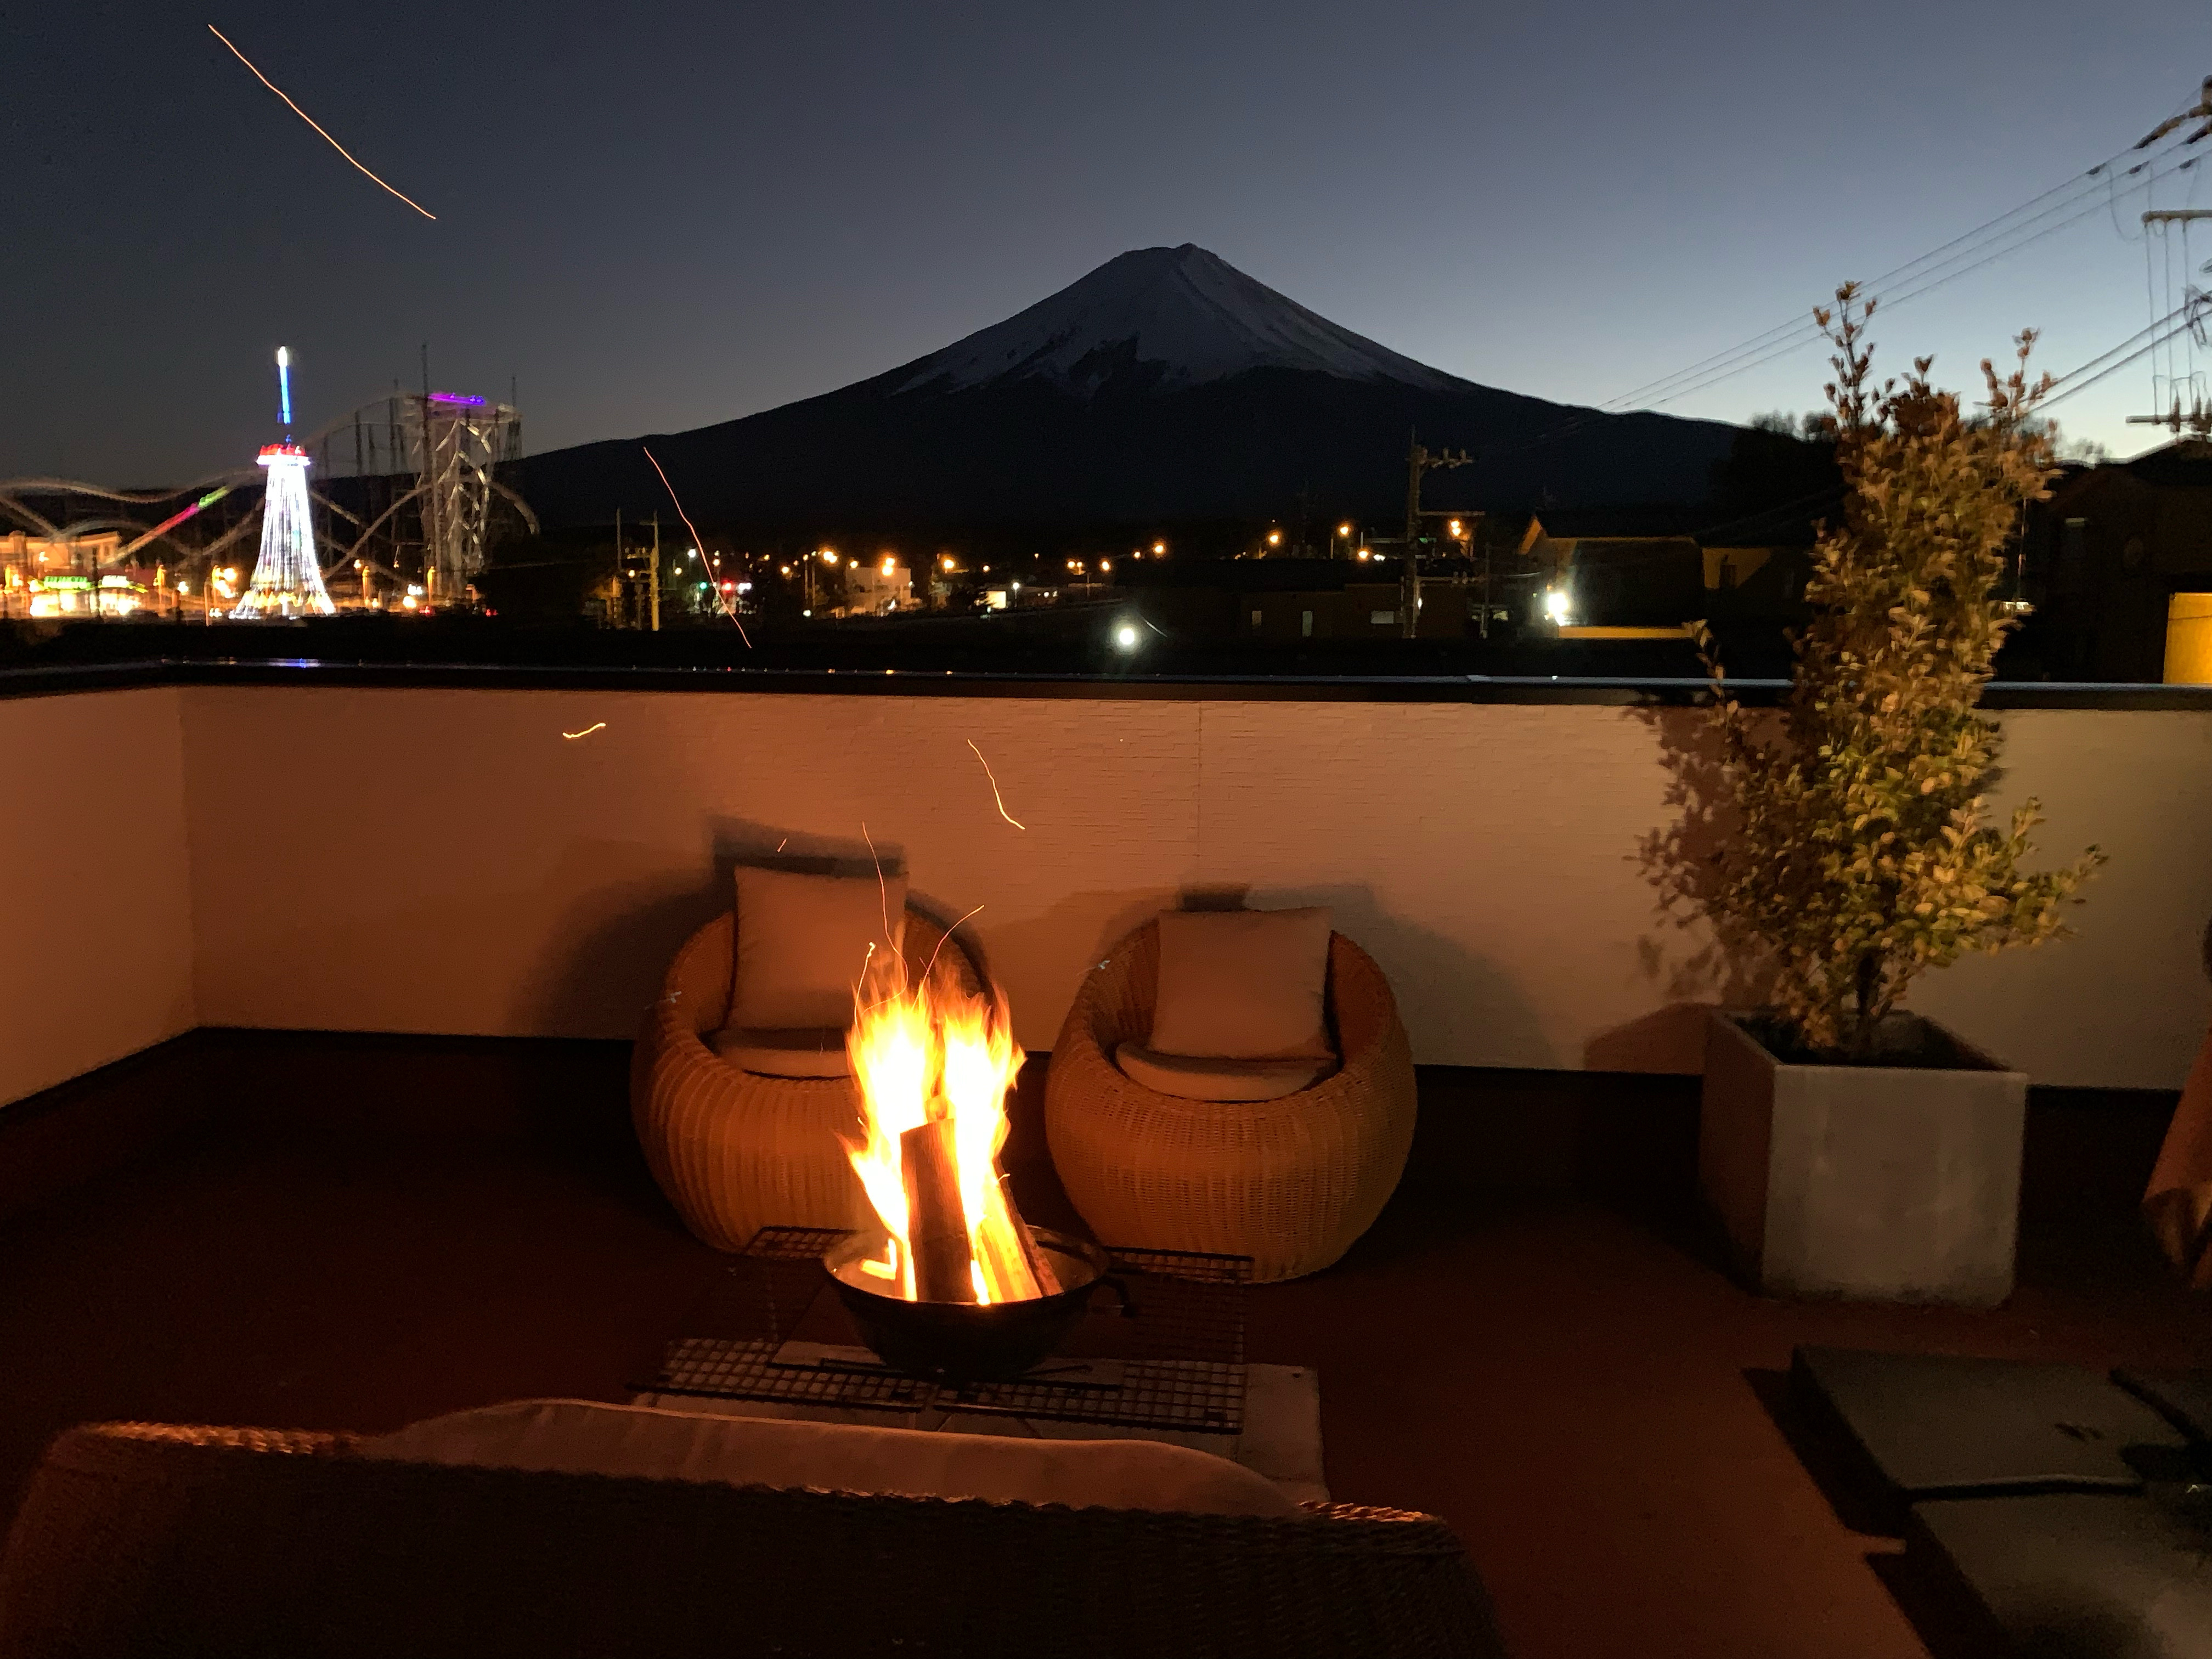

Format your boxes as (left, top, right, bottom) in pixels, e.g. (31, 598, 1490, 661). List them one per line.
(1266, 529, 1282, 548)
(1152, 541, 1166, 556)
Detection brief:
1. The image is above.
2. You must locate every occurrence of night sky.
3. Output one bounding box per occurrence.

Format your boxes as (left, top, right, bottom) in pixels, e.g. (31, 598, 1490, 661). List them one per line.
(8, 1, 2207, 487)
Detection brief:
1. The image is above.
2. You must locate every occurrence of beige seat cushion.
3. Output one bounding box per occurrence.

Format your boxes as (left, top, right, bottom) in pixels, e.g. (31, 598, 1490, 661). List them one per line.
(360, 1398, 1297, 1519)
(1115, 1042, 1331, 1102)
(709, 1026, 850, 1079)
(1149, 907, 1334, 1060)
(732, 867, 906, 1030)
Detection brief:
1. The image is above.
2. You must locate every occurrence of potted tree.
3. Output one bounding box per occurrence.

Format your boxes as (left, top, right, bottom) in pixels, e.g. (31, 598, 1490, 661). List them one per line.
(1660, 286, 2103, 1305)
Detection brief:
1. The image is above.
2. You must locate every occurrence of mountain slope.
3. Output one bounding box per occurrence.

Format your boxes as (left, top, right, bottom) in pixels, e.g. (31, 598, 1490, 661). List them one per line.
(516, 245, 1735, 532)
(890, 244, 1465, 397)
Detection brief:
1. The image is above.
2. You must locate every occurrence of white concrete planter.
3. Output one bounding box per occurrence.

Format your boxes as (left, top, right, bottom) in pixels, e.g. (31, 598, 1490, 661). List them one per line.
(1699, 1010, 2027, 1306)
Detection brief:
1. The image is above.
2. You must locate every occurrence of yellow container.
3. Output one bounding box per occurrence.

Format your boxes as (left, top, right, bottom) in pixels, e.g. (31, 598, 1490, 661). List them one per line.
(2164, 594, 2212, 684)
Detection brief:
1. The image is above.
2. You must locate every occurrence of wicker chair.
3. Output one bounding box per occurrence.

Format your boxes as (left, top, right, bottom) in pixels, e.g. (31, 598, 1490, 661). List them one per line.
(1045, 919, 1418, 1282)
(0, 1420, 1504, 1658)
(633, 905, 981, 1251)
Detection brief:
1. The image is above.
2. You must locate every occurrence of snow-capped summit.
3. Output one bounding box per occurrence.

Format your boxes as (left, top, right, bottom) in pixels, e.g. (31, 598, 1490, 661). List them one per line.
(891, 244, 1467, 398)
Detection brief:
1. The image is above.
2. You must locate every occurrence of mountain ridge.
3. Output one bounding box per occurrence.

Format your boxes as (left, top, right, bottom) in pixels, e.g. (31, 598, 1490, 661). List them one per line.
(514, 245, 1737, 532)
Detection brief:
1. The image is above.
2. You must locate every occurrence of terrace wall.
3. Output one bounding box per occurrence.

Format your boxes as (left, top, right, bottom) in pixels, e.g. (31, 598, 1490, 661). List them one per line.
(1, 688, 196, 1104)
(6, 677, 2210, 1106)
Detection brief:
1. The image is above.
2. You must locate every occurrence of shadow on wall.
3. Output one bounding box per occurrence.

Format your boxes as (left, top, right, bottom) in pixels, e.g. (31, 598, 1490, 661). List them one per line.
(519, 819, 919, 1040)
(1585, 701, 1775, 1071)
(1177, 879, 1555, 1068)
(975, 889, 1190, 1051)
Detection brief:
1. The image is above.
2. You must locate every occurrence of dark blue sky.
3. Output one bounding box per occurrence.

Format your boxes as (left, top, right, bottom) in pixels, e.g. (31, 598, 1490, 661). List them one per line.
(7, 1, 2205, 485)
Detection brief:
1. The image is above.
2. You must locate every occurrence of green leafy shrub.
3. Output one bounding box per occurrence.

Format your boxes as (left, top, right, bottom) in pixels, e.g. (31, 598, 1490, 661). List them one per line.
(1663, 285, 2103, 1059)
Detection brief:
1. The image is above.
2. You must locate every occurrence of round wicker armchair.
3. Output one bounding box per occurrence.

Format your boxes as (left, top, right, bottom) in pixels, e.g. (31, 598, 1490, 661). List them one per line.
(633, 906, 981, 1251)
(1045, 919, 1417, 1282)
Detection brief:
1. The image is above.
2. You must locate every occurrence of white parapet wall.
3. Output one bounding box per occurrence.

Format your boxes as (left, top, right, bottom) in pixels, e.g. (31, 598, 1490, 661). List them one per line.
(6, 681, 2209, 1105)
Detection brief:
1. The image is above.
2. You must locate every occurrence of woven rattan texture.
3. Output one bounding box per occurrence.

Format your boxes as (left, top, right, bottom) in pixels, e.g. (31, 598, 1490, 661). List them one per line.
(0, 1421, 1503, 1658)
(1044, 921, 1418, 1282)
(632, 906, 981, 1251)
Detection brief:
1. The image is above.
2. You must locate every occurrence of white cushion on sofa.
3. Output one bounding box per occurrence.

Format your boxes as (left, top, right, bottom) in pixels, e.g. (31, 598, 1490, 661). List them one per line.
(1148, 907, 1334, 1060)
(1115, 1043, 1330, 1102)
(359, 1398, 1297, 1518)
(731, 867, 906, 1030)
(708, 1026, 850, 1078)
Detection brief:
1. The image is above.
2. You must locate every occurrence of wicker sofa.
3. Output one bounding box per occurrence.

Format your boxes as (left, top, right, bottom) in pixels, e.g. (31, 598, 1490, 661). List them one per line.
(632, 904, 981, 1251)
(0, 1418, 1504, 1658)
(1045, 918, 1418, 1282)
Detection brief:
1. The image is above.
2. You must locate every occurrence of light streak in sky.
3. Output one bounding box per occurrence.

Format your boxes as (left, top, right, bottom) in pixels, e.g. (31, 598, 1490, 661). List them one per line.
(560, 722, 607, 740)
(642, 444, 752, 647)
(966, 740, 1027, 830)
(207, 24, 437, 221)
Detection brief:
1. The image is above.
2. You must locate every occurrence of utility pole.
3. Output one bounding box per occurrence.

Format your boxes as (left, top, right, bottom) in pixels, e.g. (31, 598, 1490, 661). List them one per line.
(2128, 207, 2212, 436)
(2128, 81, 2212, 436)
(1400, 432, 1473, 639)
(650, 513, 662, 632)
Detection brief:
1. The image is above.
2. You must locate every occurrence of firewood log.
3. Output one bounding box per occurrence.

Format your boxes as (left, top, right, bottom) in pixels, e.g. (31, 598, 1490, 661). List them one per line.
(900, 1120, 972, 1302)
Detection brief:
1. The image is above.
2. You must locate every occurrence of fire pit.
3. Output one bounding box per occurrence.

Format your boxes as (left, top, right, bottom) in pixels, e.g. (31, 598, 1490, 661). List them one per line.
(826, 1227, 1114, 1381)
(830, 938, 1102, 1379)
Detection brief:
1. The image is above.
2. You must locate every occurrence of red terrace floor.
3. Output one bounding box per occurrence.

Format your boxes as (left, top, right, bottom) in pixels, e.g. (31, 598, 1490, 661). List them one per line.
(0, 1032, 2201, 1659)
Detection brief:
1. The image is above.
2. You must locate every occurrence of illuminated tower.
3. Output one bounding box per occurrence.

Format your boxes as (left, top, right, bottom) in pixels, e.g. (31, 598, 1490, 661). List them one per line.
(233, 347, 335, 618)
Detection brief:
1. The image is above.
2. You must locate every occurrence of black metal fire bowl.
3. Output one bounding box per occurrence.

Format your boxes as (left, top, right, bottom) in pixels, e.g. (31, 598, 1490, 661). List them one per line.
(825, 1227, 1115, 1382)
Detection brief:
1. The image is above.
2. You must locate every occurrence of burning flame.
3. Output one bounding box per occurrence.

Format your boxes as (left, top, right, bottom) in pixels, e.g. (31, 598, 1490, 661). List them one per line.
(843, 950, 1046, 1304)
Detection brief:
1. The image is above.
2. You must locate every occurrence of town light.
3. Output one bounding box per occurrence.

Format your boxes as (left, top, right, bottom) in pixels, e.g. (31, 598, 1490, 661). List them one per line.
(881, 558, 895, 575)
(1267, 530, 1282, 546)
(1152, 541, 1165, 555)
(942, 556, 955, 571)
(1448, 519, 1463, 538)
(1099, 558, 1110, 571)
(1544, 588, 1572, 625)
(1337, 522, 1353, 537)
(1357, 549, 1371, 561)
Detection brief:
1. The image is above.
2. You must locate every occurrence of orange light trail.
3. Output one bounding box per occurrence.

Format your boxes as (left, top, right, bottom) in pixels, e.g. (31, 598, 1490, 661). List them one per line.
(560, 722, 606, 740)
(966, 740, 1026, 829)
(642, 445, 752, 647)
(207, 25, 437, 220)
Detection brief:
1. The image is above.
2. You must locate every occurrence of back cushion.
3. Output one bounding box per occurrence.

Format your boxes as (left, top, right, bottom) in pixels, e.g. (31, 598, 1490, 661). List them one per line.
(732, 867, 907, 1029)
(1148, 907, 1334, 1060)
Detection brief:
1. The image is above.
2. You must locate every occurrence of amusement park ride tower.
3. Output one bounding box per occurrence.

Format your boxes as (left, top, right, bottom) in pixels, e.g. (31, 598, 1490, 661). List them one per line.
(408, 391, 518, 608)
(232, 347, 335, 619)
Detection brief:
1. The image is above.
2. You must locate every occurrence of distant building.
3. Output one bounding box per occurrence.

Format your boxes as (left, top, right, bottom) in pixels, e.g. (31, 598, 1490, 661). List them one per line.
(2019, 443, 2212, 682)
(1514, 511, 1807, 637)
(1, 531, 133, 618)
(1118, 557, 1478, 641)
(842, 558, 913, 617)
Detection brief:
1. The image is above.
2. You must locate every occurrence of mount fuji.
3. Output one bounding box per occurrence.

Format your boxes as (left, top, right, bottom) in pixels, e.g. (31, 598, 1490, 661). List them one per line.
(516, 244, 1736, 533)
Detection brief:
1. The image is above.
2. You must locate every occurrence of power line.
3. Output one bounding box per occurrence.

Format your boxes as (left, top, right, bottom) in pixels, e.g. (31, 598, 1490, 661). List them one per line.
(1603, 153, 2143, 413)
(1615, 149, 2194, 416)
(1471, 138, 2198, 475)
